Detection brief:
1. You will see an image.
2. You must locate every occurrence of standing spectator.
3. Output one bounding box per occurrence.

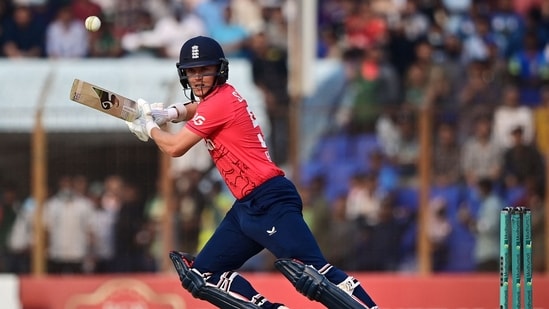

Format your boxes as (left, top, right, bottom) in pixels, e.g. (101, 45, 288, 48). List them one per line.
(6, 196, 34, 274)
(324, 195, 361, 270)
(259, 1, 288, 50)
(353, 195, 406, 271)
(461, 115, 502, 187)
(501, 126, 545, 191)
(113, 179, 153, 272)
(427, 197, 452, 271)
(299, 175, 332, 254)
(209, 4, 250, 58)
(45, 5, 89, 58)
(197, 180, 232, 251)
(2, 4, 45, 58)
(347, 43, 400, 134)
(249, 30, 290, 165)
(492, 84, 534, 149)
(175, 169, 207, 256)
(391, 114, 420, 187)
(459, 178, 504, 272)
(0, 182, 19, 272)
(461, 14, 496, 64)
(89, 186, 117, 274)
(43, 175, 95, 274)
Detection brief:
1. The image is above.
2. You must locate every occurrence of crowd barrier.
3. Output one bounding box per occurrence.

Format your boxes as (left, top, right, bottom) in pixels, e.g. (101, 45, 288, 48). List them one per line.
(7, 272, 549, 309)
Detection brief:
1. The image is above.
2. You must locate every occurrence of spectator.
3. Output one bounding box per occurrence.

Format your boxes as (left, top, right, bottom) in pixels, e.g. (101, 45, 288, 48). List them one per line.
(45, 5, 89, 58)
(112, 179, 153, 272)
(324, 194, 361, 270)
(197, 180, 232, 251)
(490, 0, 526, 58)
(501, 125, 545, 191)
(6, 196, 34, 274)
(461, 14, 497, 64)
(427, 197, 452, 271)
(249, 30, 289, 165)
(174, 169, 207, 256)
(88, 19, 124, 57)
(43, 175, 95, 274)
(353, 195, 406, 271)
(432, 122, 462, 187)
(459, 178, 503, 272)
(347, 44, 399, 134)
(2, 4, 45, 58)
(507, 30, 549, 106)
(461, 115, 502, 187)
(391, 114, 420, 187)
(343, 1, 387, 50)
(121, 6, 205, 58)
(209, 3, 250, 58)
(456, 58, 504, 140)
(345, 172, 384, 226)
(259, 1, 287, 50)
(89, 183, 117, 273)
(492, 84, 534, 149)
(299, 175, 332, 254)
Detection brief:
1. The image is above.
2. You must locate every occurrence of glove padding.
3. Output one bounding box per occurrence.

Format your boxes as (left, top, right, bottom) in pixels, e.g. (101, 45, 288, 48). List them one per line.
(125, 98, 159, 141)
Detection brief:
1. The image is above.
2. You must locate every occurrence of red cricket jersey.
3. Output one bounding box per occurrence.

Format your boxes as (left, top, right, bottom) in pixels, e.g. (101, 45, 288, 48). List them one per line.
(185, 83, 285, 199)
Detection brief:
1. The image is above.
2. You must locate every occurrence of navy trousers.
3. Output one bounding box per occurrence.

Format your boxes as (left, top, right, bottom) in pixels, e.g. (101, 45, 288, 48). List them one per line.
(194, 176, 327, 272)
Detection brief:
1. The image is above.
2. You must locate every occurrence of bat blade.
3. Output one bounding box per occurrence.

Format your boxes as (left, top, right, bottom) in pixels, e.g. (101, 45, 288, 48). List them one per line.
(69, 79, 140, 121)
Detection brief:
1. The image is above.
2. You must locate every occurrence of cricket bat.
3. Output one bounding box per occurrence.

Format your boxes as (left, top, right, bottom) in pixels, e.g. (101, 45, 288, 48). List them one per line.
(69, 78, 140, 121)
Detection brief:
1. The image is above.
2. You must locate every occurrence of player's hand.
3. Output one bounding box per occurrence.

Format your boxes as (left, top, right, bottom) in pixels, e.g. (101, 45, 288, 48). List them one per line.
(138, 98, 159, 139)
(125, 117, 149, 142)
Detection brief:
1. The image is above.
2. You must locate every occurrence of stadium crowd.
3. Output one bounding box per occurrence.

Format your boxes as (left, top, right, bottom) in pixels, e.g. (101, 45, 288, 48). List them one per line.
(1, 0, 549, 274)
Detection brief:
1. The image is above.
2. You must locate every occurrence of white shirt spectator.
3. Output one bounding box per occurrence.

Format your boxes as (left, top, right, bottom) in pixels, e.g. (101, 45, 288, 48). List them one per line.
(43, 192, 95, 261)
(46, 7, 89, 58)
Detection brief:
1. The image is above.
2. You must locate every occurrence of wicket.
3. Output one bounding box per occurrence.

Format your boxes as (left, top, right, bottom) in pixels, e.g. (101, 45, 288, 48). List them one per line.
(500, 207, 533, 309)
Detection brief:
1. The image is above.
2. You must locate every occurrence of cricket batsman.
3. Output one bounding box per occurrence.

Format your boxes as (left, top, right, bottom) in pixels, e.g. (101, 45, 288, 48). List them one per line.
(125, 35, 380, 309)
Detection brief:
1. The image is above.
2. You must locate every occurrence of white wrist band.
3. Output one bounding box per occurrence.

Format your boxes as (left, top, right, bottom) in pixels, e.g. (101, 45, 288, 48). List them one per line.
(169, 103, 188, 122)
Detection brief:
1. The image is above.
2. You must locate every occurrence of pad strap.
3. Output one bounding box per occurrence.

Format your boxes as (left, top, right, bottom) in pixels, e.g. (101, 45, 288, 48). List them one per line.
(275, 258, 367, 309)
(169, 251, 261, 309)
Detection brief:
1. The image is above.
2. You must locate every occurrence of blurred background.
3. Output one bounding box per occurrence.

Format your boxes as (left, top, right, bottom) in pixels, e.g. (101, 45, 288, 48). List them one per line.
(1, 0, 549, 308)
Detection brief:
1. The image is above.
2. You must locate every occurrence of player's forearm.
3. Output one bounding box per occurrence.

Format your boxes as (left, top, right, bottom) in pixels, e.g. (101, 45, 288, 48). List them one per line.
(150, 127, 200, 158)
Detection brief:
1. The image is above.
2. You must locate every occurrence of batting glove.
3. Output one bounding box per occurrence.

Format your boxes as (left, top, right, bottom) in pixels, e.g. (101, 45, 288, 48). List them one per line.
(125, 99, 160, 141)
(139, 98, 160, 139)
(150, 102, 187, 125)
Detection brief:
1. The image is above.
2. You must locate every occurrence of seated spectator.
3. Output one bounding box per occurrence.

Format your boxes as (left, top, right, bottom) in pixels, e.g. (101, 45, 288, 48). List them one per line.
(2, 4, 45, 58)
(461, 115, 502, 187)
(45, 5, 89, 58)
(121, 7, 205, 58)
